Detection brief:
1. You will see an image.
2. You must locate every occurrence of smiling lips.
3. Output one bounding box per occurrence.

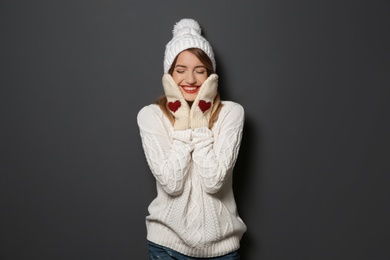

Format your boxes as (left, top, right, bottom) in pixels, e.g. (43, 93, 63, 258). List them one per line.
(181, 85, 200, 94)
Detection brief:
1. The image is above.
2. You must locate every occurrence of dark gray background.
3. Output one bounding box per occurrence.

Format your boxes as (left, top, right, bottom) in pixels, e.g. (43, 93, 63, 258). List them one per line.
(1, 0, 389, 259)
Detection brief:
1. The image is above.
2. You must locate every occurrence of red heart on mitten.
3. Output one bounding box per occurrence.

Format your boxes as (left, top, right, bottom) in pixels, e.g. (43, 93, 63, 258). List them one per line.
(168, 100, 181, 112)
(198, 100, 211, 113)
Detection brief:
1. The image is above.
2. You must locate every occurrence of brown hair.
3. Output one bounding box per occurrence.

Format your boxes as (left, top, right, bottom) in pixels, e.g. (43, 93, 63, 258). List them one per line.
(156, 48, 223, 129)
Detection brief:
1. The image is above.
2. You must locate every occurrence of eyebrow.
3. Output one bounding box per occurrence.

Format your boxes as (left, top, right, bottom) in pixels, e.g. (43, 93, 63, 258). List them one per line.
(175, 65, 206, 69)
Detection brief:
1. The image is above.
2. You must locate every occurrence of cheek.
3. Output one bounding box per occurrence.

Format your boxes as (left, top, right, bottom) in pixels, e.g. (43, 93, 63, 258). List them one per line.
(198, 76, 207, 85)
(172, 73, 183, 85)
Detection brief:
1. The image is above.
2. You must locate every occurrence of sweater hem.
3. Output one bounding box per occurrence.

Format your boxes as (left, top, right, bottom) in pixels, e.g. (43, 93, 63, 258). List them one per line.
(146, 222, 242, 258)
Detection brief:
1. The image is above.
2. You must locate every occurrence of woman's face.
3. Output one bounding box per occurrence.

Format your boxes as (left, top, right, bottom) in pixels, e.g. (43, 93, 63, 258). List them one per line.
(172, 50, 208, 102)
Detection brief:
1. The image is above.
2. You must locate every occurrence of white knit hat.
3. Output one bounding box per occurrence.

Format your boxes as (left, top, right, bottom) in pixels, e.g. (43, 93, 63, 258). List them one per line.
(164, 18, 216, 73)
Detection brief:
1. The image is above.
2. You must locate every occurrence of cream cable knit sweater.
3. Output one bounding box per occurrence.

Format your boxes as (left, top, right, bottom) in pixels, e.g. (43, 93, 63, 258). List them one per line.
(137, 101, 247, 258)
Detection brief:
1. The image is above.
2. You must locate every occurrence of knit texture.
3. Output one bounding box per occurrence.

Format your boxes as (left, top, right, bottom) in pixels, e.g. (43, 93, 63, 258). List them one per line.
(190, 74, 218, 129)
(137, 101, 247, 258)
(164, 18, 216, 73)
(162, 74, 191, 130)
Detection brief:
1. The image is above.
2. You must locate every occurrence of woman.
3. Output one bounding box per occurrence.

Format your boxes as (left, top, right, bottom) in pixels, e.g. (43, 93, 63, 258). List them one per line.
(137, 18, 247, 259)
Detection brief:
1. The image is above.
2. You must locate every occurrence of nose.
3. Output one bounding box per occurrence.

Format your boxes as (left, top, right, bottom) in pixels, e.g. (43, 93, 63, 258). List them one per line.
(185, 73, 196, 85)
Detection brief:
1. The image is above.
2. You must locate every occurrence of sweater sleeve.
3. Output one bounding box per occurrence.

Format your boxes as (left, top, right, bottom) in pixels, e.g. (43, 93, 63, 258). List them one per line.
(192, 103, 244, 194)
(137, 105, 193, 196)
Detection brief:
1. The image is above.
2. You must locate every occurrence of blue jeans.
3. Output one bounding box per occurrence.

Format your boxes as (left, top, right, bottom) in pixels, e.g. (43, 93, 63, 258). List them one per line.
(148, 241, 240, 259)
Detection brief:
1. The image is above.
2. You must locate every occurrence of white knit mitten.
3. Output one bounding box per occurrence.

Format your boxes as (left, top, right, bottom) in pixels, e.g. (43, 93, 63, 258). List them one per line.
(162, 74, 191, 130)
(190, 74, 218, 129)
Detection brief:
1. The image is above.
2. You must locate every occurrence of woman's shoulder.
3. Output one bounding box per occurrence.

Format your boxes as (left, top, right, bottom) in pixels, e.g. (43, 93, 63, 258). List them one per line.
(216, 101, 245, 126)
(220, 101, 244, 116)
(138, 104, 160, 115)
(137, 104, 162, 125)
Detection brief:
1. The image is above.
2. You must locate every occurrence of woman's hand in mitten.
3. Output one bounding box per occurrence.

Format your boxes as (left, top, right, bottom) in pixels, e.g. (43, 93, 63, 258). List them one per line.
(190, 74, 218, 129)
(162, 74, 191, 130)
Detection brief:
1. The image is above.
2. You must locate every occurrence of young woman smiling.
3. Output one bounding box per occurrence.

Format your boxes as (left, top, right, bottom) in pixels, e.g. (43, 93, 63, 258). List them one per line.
(137, 19, 247, 259)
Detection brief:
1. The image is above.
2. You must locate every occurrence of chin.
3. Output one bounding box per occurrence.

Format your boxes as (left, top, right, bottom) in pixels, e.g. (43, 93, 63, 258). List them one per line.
(184, 96, 197, 102)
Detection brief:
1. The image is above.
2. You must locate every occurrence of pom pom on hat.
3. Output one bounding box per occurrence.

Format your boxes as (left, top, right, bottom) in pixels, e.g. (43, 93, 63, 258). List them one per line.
(173, 19, 201, 36)
(164, 18, 215, 73)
